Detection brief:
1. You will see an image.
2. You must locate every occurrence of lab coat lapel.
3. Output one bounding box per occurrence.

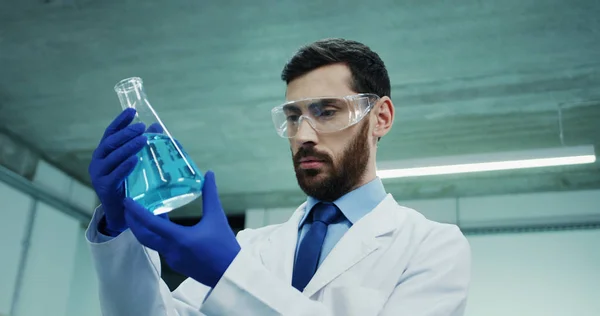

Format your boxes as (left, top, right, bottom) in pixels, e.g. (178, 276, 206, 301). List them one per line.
(303, 194, 402, 297)
(258, 203, 307, 283)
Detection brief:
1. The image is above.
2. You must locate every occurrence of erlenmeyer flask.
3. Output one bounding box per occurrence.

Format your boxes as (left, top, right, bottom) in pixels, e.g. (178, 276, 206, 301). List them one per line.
(114, 77, 204, 215)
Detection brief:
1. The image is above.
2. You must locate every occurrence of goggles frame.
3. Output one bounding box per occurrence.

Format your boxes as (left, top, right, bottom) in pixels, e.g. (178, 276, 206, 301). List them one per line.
(271, 93, 380, 138)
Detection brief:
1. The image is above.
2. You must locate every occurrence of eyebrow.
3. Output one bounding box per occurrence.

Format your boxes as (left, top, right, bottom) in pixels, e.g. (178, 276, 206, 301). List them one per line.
(283, 104, 301, 113)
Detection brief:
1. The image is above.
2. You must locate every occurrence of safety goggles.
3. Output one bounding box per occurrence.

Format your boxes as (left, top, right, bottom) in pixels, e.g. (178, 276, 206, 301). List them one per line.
(271, 93, 380, 138)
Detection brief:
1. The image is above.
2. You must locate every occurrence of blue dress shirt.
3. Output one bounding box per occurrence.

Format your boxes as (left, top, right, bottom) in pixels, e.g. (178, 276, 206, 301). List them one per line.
(294, 177, 388, 268)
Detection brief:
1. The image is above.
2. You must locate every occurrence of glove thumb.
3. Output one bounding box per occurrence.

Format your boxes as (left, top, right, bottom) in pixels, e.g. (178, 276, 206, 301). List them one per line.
(201, 171, 225, 222)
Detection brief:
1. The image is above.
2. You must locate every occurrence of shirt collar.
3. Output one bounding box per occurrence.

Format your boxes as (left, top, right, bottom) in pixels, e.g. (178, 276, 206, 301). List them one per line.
(299, 177, 387, 228)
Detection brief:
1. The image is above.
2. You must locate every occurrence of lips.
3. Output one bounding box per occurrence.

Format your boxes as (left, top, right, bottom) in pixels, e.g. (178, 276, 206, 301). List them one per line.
(299, 157, 324, 163)
(297, 156, 327, 170)
(293, 148, 330, 170)
(299, 161, 324, 169)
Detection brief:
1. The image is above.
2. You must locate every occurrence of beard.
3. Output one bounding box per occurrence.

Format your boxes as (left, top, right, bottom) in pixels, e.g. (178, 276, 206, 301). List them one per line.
(292, 121, 370, 202)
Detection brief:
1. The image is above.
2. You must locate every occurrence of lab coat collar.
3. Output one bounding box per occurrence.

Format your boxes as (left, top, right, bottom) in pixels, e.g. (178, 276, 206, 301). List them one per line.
(259, 194, 404, 297)
(258, 201, 307, 282)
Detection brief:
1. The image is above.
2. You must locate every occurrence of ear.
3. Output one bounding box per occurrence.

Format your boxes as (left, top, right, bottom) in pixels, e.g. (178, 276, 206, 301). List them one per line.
(372, 96, 394, 139)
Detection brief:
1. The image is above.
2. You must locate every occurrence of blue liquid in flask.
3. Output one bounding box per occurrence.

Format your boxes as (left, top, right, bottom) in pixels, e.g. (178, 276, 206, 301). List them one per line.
(125, 133, 204, 215)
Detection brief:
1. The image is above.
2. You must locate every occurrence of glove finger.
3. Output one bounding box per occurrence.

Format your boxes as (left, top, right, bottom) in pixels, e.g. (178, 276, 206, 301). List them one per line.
(99, 135, 147, 175)
(100, 108, 137, 143)
(200, 171, 225, 223)
(124, 198, 180, 243)
(94, 122, 145, 159)
(146, 123, 164, 134)
(106, 155, 139, 188)
(124, 200, 169, 253)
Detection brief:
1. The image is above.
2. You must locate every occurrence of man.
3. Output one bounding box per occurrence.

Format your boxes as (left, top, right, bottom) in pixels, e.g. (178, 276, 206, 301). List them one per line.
(86, 38, 471, 315)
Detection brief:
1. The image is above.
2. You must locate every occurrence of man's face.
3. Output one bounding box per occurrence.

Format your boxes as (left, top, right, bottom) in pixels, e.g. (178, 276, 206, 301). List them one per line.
(286, 64, 372, 202)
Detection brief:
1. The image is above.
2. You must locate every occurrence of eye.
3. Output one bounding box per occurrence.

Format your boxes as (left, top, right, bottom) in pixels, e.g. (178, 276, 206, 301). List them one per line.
(282, 104, 302, 123)
(320, 109, 336, 117)
(286, 114, 300, 123)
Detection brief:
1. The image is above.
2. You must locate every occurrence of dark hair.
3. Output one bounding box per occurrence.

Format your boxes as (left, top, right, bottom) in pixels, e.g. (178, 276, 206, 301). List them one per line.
(281, 38, 391, 98)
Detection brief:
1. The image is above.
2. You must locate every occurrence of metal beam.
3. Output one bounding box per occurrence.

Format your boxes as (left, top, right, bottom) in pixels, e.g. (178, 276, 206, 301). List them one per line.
(0, 164, 91, 223)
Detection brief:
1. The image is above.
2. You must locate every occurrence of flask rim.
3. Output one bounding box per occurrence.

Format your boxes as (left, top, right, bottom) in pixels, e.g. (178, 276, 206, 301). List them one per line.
(114, 77, 143, 93)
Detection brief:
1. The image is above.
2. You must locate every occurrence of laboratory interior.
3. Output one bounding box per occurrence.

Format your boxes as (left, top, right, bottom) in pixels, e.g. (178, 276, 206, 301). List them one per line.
(1, 0, 599, 315)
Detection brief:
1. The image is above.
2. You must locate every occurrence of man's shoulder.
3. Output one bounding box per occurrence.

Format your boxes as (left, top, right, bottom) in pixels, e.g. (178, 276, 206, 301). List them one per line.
(234, 222, 287, 245)
(393, 201, 468, 251)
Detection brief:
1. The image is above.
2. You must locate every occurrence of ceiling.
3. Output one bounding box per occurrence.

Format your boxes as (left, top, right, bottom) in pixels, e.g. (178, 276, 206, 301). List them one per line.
(1, 0, 599, 217)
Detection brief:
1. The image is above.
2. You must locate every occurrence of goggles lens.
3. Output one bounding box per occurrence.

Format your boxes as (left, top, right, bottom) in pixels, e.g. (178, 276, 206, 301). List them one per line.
(271, 94, 379, 138)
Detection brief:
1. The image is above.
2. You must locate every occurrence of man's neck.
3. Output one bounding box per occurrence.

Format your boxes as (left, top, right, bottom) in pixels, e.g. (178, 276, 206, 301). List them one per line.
(350, 169, 377, 193)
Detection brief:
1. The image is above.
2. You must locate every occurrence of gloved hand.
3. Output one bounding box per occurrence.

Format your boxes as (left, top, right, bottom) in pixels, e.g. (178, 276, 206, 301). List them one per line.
(88, 108, 150, 236)
(123, 171, 241, 288)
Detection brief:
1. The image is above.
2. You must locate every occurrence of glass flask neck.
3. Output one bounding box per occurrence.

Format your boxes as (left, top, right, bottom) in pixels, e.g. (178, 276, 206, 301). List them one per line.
(114, 76, 161, 127)
(114, 77, 148, 111)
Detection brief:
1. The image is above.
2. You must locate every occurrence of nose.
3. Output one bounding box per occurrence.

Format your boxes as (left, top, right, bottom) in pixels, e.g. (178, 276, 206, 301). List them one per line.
(294, 117, 318, 146)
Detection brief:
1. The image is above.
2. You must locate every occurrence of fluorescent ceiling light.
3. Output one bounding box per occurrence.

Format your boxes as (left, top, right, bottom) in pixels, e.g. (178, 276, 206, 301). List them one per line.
(376, 145, 596, 179)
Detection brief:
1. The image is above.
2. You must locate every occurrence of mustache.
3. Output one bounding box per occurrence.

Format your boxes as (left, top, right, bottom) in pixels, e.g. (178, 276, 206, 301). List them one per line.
(293, 147, 332, 165)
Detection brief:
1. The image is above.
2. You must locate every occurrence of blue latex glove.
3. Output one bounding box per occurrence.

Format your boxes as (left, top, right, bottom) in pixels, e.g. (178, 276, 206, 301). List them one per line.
(123, 171, 241, 288)
(89, 109, 165, 236)
(89, 108, 146, 235)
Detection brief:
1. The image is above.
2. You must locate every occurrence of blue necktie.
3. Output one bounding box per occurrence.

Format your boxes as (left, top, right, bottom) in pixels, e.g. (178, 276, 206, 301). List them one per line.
(292, 203, 341, 292)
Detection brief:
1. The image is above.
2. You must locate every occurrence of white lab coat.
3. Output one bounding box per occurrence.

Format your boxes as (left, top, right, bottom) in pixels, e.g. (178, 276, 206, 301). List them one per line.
(86, 193, 471, 316)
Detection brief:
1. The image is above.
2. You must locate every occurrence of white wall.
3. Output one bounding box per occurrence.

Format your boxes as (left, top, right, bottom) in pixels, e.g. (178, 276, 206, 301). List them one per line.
(466, 229, 600, 316)
(14, 202, 81, 316)
(246, 189, 600, 316)
(457, 190, 600, 316)
(0, 181, 33, 316)
(0, 159, 101, 316)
